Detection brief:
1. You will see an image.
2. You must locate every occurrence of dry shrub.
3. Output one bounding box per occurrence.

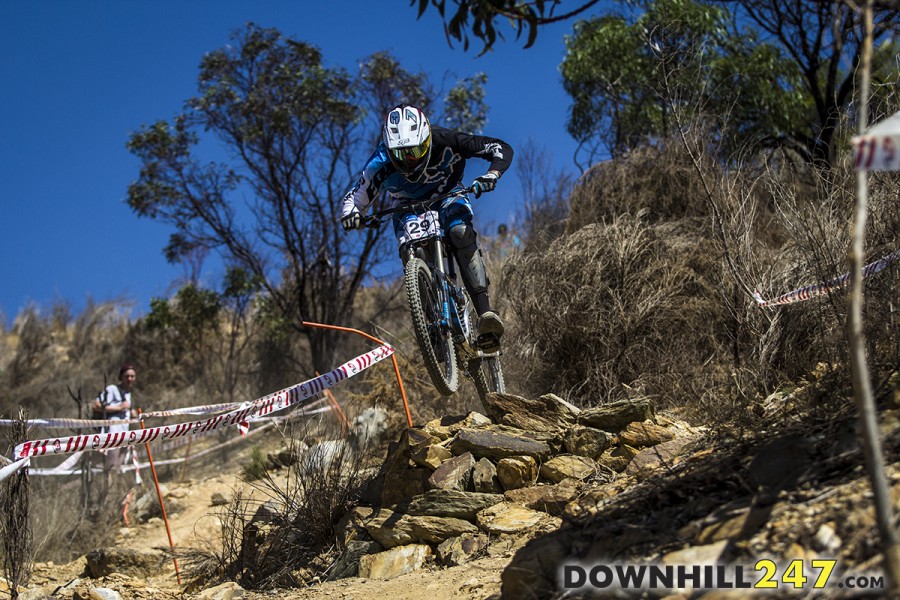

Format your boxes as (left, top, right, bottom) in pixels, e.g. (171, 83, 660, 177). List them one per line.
(26, 453, 127, 564)
(413, 123, 897, 429)
(567, 143, 711, 234)
(498, 129, 892, 424)
(1, 408, 32, 597)
(502, 211, 728, 408)
(863, 171, 900, 377)
(184, 422, 368, 590)
(180, 487, 252, 591)
(0, 300, 134, 421)
(753, 158, 900, 385)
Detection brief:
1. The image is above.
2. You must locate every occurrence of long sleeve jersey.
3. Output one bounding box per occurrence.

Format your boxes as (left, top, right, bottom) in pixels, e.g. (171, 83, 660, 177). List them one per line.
(341, 126, 513, 218)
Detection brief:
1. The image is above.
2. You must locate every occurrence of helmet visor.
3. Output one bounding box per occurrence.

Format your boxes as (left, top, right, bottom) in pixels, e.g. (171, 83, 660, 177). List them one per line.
(390, 136, 431, 172)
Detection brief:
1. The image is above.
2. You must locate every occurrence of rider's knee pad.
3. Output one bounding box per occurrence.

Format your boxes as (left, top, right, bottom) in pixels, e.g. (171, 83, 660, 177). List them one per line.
(447, 223, 477, 251)
(448, 224, 489, 294)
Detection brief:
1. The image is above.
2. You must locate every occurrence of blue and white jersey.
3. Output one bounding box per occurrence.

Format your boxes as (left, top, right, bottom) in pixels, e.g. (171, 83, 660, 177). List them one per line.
(341, 126, 513, 217)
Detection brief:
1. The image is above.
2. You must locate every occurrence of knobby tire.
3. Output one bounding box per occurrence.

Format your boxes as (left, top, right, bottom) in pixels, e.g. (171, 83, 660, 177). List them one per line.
(470, 356, 505, 402)
(405, 257, 459, 395)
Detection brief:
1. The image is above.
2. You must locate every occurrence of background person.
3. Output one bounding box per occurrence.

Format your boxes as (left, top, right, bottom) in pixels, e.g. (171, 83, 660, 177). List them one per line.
(92, 363, 135, 472)
(493, 223, 522, 260)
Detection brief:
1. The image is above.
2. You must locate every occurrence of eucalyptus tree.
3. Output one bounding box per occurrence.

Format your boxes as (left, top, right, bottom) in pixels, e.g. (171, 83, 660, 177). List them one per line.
(560, 0, 899, 169)
(729, 0, 899, 168)
(560, 0, 812, 168)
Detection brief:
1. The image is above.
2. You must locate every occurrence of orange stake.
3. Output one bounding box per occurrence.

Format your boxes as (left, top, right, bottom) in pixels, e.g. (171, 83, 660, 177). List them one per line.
(302, 321, 412, 427)
(139, 409, 182, 586)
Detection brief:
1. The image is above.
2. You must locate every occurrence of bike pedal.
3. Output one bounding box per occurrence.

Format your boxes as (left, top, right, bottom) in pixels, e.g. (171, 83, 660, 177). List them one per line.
(477, 333, 501, 353)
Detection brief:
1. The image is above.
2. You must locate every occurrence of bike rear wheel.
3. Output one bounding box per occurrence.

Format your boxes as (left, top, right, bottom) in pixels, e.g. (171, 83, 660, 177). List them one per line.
(405, 257, 459, 395)
(469, 355, 505, 402)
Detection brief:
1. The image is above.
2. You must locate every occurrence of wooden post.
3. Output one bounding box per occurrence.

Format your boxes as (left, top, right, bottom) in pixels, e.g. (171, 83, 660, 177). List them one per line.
(850, 0, 900, 591)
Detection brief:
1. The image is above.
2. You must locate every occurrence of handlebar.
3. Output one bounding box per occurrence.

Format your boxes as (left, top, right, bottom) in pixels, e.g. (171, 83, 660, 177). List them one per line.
(362, 186, 476, 229)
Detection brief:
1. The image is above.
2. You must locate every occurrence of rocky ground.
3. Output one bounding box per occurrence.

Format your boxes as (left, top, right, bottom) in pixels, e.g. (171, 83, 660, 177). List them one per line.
(7, 373, 900, 599)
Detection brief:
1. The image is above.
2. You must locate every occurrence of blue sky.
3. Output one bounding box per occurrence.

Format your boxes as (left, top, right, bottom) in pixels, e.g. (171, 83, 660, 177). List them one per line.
(0, 0, 585, 326)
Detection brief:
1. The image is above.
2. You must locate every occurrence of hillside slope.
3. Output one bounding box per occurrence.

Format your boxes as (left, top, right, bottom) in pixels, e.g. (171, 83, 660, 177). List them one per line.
(14, 375, 900, 599)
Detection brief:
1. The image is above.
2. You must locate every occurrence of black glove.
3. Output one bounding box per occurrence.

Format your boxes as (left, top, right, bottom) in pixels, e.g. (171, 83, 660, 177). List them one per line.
(341, 208, 362, 231)
(472, 172, 499, 198)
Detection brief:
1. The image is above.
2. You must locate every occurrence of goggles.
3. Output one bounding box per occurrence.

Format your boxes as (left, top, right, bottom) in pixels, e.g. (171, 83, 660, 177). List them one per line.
(390, 135, 431, 163)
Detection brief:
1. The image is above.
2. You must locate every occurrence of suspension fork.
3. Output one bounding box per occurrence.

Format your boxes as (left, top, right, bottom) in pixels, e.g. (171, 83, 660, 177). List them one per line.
(431, 240, 453, 327)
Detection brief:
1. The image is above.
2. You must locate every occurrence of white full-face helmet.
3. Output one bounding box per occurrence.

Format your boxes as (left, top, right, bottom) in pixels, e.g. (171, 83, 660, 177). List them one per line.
(383, 105, 432, 180)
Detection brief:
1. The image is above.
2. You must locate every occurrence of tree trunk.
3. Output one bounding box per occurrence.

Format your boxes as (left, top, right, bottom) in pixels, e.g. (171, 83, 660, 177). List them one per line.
(849, 1, 900, 591)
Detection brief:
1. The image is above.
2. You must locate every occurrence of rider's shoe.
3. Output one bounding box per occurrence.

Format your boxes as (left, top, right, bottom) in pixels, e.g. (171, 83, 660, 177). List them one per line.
(477, 311, 504, 351)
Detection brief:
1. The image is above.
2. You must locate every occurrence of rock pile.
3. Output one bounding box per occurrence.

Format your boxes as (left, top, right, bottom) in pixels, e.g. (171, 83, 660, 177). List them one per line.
(333, 392, 699, 581)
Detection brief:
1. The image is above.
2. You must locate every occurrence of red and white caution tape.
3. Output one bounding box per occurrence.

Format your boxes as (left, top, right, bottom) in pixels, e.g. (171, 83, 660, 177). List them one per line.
(39, 451, 84, 475)
(29, 419, 279, 476)
(132, 420, 276, 468)
(23, 402, 335, 474)
(0, 417, 144, 429)
(129, 446, 142, 485)
(0, 457, 29, 483)
(13, 343, 394, 461)
(754, 249, 899, 308)
(0, 400, 287, 429)
(0, 395, 333, 430)
(140, 401, 247, 418)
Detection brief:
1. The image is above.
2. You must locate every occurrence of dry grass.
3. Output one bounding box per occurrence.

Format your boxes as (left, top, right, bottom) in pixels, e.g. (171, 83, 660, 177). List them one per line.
(182, 421, 370, 590)
(566, 143, 711, 232)
(502, 212, 729, 410)
(498, 131, 898, 428)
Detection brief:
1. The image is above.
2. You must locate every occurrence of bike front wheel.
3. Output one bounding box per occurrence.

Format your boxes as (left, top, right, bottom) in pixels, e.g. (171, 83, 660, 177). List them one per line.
(405, 257, 459, 395)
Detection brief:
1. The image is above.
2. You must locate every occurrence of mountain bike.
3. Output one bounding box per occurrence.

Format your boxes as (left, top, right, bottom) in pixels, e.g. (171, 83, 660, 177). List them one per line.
(364, 187, 505, 400)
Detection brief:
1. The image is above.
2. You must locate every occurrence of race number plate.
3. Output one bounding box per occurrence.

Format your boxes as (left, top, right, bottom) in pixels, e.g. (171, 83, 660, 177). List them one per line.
(401, 210, 441, 241)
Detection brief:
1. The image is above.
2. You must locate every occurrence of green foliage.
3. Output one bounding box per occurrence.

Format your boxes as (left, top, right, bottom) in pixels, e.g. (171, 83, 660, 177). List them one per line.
(144, 284, 222, 387)
(442, 72, 489, 134)
(358, 51, 432, 118)
(146, 284, 221, 336)
(562, 12, 660, 158)
(734, 0, 899, 167)
(560, 0, 900, 169)
(136, 268, 270, 404)
(560, 0, 807, 165)
(222, 267, 263, 311)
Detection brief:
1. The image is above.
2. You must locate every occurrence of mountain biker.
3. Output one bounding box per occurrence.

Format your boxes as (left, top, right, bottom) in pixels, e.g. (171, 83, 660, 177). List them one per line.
(340, 104, 514, 350)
